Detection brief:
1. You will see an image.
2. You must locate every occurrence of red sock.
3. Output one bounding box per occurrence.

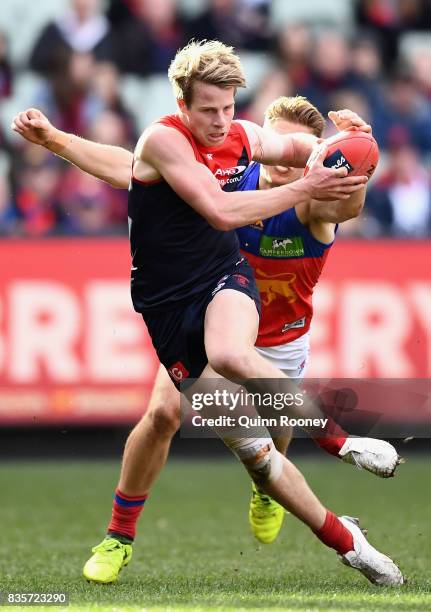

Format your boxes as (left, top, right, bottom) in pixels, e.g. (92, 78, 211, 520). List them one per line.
(107, 488, 148, 541)
(314, 510, 354, 555)
(313, 417, 348, 456)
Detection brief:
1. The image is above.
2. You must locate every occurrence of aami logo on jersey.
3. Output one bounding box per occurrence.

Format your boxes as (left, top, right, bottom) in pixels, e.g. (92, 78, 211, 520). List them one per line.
(168, 361, 190, 382)
(214, 165, 246, 177)
(259, 235, 304, 258)
(323, 149, 353, 173)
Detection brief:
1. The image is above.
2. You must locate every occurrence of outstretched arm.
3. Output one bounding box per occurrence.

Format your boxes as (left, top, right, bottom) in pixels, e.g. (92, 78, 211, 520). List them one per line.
(11, 108, 133, 188)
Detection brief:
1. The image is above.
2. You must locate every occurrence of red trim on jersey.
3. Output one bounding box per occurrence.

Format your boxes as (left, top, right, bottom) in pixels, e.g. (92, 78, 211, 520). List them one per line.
(234, 121, 252, 161)
(131, 159, 163, 186)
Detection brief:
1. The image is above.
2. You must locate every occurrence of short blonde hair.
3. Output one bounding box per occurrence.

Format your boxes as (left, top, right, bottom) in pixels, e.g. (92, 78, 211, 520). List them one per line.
(265, 96, 325, 137)
(168, 39, 246, 107)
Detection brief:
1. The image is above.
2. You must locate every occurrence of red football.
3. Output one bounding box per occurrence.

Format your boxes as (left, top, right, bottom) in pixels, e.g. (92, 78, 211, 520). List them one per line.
(305, 130, 379, 178)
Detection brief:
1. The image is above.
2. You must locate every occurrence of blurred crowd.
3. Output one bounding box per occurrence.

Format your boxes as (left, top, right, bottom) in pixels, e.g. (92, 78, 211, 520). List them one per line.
(1, 0, 431, 238)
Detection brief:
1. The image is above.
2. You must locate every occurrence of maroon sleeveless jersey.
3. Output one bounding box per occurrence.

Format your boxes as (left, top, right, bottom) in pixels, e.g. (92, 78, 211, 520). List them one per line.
(128, 114, 252, 312)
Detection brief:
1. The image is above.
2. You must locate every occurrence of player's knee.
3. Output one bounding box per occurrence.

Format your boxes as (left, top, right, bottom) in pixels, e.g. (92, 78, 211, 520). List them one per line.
(208, 347, 254, 379)
(246, 444, 283, 487)
(148, 401, 180, 436)
(225, 437, 283, 487)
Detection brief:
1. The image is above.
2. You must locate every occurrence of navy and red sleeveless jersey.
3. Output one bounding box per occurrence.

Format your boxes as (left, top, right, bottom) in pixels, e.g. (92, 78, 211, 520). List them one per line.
(236, 162, 335, 347)
(128, 114, 252, 312)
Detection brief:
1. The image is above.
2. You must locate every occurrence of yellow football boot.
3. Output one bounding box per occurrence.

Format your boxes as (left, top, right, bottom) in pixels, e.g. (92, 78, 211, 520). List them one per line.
(83, 537, 132, 583)
(249, 482, 285, 544)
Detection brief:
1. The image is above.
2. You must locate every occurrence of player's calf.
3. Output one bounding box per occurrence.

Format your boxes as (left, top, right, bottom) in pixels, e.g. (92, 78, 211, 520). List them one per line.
(221, 436, 286, 542)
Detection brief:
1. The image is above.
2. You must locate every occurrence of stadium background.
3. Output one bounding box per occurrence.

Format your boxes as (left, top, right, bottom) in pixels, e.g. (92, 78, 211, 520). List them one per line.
(0, 0, 431, 436)
(0, 2, 430, 609)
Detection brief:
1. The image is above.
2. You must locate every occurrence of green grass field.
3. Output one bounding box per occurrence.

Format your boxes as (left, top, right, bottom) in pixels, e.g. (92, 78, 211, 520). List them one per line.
(0, 454, 430, 611)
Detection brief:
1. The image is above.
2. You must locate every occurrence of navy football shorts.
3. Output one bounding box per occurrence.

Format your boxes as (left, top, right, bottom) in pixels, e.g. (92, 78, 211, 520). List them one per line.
(142, 257, 261, 389)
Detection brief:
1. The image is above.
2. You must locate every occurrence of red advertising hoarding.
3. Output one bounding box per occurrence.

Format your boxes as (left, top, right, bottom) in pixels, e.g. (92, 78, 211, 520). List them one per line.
(309, 240, 431, 378)
(0, 239, 158, 425)
(0, 239, 429, 424)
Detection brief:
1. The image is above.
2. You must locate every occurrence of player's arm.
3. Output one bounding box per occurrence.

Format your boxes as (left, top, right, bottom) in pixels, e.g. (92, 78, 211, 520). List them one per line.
(238, 119, 318, 168)
(11, 108, 132, 188)
(140, 126, 368, 231)
(308, 186, 366, 223)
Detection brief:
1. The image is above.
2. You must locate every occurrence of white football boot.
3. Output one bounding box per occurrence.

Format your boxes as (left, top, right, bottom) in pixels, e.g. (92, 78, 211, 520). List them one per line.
(339, 438, 402, 478)
(339, 516, 404, 586)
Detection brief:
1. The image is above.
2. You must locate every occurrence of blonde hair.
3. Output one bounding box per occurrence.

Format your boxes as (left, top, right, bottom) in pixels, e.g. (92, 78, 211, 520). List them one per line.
(265, 96, 325, 137)
(168, 39, 246, 107)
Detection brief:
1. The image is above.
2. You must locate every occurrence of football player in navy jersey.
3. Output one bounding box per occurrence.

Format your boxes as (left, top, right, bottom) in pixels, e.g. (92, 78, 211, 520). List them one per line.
(12, 42, 403, 587)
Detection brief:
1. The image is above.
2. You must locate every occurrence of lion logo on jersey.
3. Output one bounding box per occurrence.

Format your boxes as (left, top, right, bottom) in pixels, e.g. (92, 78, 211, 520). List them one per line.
(255, 269, 297, 306)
